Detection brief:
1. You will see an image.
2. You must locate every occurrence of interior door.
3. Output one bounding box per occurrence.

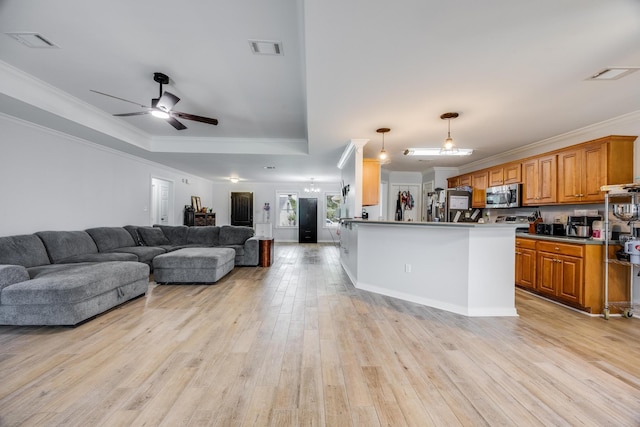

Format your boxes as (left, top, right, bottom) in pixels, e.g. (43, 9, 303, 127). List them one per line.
(299, 198, 318, 243)
(151, 177, 172, 225)
(231, 192, 253, 227)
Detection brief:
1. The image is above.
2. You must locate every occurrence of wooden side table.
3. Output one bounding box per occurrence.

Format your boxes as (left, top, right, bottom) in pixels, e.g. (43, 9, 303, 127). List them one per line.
(259, 238, 274, 267)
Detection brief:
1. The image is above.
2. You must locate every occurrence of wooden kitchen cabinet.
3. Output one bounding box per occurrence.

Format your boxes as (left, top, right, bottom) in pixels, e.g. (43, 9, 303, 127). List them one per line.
(362, 159, 380, 206)
(459, 174, 471, 187)
(471, 171, 488, 208)
(536, 241, 589, 309)
(522, 154, 556, 205)
(515, 238, 624, 314)
(447, 174, 471, 189)
(489, 167, 504, 187)
(503, 163, 522, 184)
(557, 136, 635, 204)
(515, 238, 536, 290)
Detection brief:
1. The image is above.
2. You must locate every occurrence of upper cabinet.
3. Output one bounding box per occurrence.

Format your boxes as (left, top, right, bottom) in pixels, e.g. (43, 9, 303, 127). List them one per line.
(471, 171, 488, 208)
(448, 135, 636, 207)
(488, 163, 521, 187)
(557, 136, 635, 203)
(523, 154, 557, 205)
(503, 163, 522, 184)
(362, 159, 380, 206)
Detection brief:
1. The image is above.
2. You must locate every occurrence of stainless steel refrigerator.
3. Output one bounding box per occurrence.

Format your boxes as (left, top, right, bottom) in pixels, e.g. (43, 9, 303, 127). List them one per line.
(428, 188, 481, 223)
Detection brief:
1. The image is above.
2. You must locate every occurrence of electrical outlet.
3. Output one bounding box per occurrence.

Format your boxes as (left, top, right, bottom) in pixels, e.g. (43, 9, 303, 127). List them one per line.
(405, 264, 411, 273)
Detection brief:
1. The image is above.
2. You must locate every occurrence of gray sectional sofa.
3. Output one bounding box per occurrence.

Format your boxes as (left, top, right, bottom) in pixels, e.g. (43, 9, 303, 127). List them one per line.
(0, 225, 259, 325)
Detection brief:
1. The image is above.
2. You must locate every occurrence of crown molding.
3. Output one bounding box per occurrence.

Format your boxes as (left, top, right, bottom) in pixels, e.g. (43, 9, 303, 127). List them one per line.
(459, 110, 640, 172)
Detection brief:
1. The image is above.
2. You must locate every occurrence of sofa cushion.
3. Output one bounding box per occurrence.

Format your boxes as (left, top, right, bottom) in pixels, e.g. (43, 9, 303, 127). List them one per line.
(0, 265, 30, 291)
(105, 246, 166, 265)
(123, 225, 144, 246)
(219, 225, 254, 246)
(138, 227, 170, 246)
(154, 225, 189, 246)
(36, 231, 99, 263)
(86, 227, 137, 252)
(0, 235, 51, 267)
(186, 226, 220, 246)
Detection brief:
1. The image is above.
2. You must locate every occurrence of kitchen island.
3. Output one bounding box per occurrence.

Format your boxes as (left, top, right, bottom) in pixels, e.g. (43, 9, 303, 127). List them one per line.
(340, 219, 518, 317)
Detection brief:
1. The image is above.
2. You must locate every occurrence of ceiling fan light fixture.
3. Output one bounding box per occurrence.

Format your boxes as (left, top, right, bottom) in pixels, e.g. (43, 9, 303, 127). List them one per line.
(230, 177, 239, 183)
(151, 110, 170, 119)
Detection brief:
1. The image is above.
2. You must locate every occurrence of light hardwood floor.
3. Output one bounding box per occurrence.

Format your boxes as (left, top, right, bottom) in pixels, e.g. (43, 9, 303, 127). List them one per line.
(1, 243, 639, 426)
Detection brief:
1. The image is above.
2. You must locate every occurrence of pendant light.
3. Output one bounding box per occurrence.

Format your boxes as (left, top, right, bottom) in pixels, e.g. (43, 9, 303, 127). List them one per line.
(377, 127, 390, 160)
(440, 112, 459, 154)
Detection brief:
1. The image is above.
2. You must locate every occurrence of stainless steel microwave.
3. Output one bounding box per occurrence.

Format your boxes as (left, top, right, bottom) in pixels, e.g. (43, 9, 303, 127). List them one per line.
(485, 183, 521, 208)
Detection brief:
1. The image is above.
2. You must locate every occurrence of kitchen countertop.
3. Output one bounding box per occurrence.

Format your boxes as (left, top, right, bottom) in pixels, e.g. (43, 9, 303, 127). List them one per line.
(515, 231, 615, 245)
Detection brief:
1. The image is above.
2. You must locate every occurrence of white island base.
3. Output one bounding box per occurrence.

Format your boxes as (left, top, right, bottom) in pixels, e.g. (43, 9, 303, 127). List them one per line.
(340, 220, 518, 317)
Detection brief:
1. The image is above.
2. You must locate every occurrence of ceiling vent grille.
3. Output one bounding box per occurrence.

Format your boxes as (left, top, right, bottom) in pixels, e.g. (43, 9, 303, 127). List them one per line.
(5, 32, 59, 48)
(249, 40, 283, 56)
(588, 67, 639, 80)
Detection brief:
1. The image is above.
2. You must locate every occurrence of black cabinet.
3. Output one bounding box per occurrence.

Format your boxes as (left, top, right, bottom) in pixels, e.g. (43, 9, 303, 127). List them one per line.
(184, 210, 216, 226)
(298, 198, 317, 243)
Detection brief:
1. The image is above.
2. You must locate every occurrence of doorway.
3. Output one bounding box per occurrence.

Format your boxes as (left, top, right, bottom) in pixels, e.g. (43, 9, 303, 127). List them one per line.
(151, 177, 174, 225)
(230, 192, 253, 226)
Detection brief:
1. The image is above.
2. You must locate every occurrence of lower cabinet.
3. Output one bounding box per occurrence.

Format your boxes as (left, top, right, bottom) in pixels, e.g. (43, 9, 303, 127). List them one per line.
(515, 237, 628, 314)
(515, 238, 536, 290)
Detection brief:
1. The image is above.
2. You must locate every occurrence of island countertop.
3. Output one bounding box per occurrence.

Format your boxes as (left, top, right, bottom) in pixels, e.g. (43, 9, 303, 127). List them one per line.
(339, 219, 518, 317)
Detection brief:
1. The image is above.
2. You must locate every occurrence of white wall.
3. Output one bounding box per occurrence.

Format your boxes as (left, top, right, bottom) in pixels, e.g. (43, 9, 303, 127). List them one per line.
(209, 181, 341, 243)
(0, 115, 214, 235)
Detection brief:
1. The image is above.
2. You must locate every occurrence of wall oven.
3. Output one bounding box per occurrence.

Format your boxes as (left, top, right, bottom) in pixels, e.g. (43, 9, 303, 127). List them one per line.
(485, 183, 521, 209)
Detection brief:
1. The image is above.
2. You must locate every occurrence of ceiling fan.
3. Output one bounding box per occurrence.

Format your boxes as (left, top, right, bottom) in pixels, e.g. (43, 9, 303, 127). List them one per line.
(90, 72, 218, 130)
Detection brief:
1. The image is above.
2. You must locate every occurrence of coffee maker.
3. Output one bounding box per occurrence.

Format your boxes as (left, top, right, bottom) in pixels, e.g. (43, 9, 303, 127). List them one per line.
(566, 215, 601, 238)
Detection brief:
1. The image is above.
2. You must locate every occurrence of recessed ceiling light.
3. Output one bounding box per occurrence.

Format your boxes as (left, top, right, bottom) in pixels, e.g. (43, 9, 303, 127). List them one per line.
(404, 148, 473, 156)
(5, 32, 59, 48)
(588, 67, 639, 80)
(249, 40, 283, 55)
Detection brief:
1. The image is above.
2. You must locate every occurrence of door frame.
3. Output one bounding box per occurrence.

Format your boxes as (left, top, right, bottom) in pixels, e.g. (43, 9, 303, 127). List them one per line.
(150, 176, 175, 225)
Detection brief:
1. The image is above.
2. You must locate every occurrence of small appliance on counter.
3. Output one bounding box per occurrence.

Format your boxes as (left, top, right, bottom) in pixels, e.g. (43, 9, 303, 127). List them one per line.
(535, 223, 566, 236)
(566, 215, 601, 238)
(624, 240, 640, 263)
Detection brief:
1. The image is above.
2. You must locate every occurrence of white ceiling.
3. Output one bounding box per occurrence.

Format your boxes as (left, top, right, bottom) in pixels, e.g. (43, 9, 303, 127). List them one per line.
(1, 0, 639, 184)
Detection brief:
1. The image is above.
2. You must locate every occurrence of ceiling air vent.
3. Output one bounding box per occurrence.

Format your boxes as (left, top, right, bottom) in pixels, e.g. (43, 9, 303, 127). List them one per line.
(249, 40, 283, 56)
(588, 67, 639, 81)
(5, 32, 59, 48)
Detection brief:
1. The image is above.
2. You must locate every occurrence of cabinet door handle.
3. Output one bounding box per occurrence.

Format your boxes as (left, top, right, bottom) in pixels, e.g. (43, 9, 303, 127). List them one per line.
(554, 247, 560, 250)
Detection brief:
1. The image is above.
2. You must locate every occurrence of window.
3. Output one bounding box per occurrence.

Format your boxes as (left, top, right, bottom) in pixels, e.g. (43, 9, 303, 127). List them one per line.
(324, 192, 339, 227)
(276, 192, 298, 227)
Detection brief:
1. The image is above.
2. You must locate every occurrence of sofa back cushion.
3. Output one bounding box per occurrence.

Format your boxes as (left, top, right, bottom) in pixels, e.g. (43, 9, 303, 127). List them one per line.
(154, 225, 189, 245)
(186, 226, 220, 246)
(85, 227, 136, 252)
(138, 227, 170, 246)
(0, 234, 51, 267)
(219, 225, 254, 246)
(36, 231, 99, 263)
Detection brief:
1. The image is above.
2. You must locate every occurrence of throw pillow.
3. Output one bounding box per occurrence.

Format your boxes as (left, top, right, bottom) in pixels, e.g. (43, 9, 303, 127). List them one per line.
(138, 227, 170, 246)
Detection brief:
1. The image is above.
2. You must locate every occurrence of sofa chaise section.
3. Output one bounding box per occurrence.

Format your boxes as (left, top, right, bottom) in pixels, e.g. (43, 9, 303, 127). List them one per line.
(1, 261, 149, 326)
(0, 233, 149, 326)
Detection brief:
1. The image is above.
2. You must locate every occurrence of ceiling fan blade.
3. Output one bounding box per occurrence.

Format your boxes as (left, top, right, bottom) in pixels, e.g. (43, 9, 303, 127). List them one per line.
(171, 111, 219, 126)
(113, 111, 152, 117)
(156, 91, 180, 112)
(90, 90, 150, 108)
(166, 117, 187, 130)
